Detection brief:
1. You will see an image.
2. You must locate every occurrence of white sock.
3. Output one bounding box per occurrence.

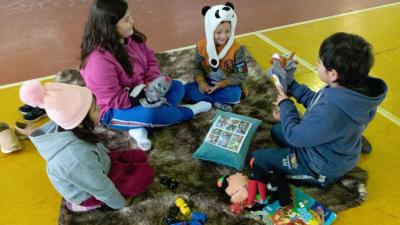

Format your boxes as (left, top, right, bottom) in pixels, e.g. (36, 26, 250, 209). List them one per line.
(128, 128, 151, 151)
(183, 101, 212, 115)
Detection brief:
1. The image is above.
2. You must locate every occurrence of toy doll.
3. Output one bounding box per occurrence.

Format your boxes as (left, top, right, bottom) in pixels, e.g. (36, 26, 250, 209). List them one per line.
(268, 52, 297, 92)
(129, 75, 173, 108)
(217, 163, 292, 214)
(268, 52, 297, 121)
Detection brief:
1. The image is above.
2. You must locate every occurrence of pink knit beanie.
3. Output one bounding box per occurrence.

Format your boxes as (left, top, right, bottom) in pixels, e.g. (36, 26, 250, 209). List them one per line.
(19, 80, 93, 130)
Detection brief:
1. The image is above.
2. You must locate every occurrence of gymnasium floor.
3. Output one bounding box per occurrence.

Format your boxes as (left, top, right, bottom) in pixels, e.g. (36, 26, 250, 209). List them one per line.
(1, 1, 399, 224)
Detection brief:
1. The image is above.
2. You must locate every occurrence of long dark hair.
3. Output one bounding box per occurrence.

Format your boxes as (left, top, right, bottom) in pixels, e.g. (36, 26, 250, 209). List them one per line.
(58, 114, 99, 144)
(80, 0, 146, 76)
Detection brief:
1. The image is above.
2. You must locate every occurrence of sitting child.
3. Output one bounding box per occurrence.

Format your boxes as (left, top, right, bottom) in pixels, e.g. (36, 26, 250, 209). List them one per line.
(185, 2, 248, 112)
(252, 32, 387, 188)
(19, 80, 155, 212)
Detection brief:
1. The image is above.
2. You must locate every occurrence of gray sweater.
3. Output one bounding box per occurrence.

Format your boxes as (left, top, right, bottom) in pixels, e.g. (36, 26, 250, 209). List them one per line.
(29, 122, 126, 209)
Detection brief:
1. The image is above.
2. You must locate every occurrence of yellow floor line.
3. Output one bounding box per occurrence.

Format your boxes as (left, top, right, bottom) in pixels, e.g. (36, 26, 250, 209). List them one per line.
(253, 31, 400, 127)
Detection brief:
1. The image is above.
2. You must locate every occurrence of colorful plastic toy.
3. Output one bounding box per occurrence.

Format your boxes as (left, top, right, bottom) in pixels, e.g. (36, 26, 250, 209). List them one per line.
(160, 175, 179, 189)
(175, 197, 191, 216)
(191, 212, 206, 224)
(169, 211, 207, 225)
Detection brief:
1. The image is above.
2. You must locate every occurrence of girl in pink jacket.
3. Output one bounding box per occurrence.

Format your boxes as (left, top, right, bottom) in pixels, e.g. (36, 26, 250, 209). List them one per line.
(80, 0, 211, 150)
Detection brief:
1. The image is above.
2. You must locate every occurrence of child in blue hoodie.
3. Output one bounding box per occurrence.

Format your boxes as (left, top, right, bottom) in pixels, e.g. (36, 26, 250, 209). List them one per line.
(251, 32, 387, 188)
(19, 80, 155, 212)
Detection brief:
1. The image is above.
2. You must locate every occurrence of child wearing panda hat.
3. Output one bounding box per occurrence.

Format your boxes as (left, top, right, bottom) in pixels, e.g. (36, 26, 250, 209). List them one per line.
(185, 2, 248, 112)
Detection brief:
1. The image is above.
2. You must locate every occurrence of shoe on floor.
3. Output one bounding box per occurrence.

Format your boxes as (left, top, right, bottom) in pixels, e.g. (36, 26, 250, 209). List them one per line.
(213, 102, 232, 112)
(23, 107, 47, 122)
(65, 201, 101, 212)
(18, 104, 34, 115)
(0, 122, 22, 154)
(361, 136, 372, 154)
(15, 122, 38, 140)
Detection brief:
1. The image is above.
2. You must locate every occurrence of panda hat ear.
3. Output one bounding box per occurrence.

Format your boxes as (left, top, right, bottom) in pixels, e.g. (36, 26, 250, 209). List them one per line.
(202, 5, 211, 16)
(225, 2, 234, 10)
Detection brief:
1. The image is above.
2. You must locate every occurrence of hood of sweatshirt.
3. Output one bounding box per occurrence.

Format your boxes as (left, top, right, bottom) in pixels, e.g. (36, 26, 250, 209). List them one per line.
(29, 122, 89, 161)
(323, 77, 387, 124)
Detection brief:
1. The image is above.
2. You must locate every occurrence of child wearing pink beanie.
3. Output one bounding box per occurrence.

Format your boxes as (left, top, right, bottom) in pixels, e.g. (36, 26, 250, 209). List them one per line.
(20, 80, 155, 212)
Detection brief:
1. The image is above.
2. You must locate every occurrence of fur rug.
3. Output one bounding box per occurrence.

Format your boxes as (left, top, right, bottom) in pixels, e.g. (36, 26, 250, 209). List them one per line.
(56, 48, 368, 225)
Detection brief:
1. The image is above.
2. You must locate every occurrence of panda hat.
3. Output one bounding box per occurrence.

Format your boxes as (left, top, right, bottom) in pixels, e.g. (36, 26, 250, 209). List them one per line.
(202, 2, 237, 71)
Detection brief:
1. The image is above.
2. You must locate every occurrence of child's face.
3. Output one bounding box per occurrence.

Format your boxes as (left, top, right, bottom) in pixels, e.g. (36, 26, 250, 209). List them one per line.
(317, 59, 332, 85)
(225, 172, 249, 203)
(214, 22, 231, 47)
(318, 58, 340, 86)
(88, 98, 100, 126)
(116, 9, 134, 40)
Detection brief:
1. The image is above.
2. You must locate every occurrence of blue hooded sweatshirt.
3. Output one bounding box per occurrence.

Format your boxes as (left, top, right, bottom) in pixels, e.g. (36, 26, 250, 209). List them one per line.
(279, 77, 387, 177)
(29, 122, 126, 209)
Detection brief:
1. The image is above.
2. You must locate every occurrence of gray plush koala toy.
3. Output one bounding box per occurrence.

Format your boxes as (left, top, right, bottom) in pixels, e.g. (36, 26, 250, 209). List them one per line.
(139, 75, 172, 108)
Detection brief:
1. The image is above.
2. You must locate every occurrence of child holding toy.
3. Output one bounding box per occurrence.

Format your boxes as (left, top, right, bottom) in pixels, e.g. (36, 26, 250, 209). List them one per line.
(185, 2, 248, 112)
(253, 32, 387, 188)
(20, 80, 155, 212)
(80, 0, 211, 151)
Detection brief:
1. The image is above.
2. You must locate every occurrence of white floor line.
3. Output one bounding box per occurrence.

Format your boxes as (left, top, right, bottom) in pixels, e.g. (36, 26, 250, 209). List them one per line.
(1, 2, 399, 89)
(256, 2, 400, 33)
(163, 44, 196, 53)
(254, 31, 400, 127)
(253, 32, 317, 71)
(377, 107, 400, 127)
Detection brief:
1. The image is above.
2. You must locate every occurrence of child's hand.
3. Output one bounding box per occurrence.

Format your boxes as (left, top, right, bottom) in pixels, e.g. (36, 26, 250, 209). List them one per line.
(208, 82, 222, 94)
(198, 81, 211, 93)
(275, 85, 289, 104)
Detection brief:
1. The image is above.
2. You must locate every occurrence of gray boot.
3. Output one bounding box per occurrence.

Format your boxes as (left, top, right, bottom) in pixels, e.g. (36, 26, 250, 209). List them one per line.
(213, 102, 232, 112)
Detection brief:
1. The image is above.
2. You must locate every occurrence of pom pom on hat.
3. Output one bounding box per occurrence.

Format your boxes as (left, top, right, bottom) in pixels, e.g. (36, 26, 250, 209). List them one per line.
(19, 80, 46, 108)
(19, 80, 93, 130)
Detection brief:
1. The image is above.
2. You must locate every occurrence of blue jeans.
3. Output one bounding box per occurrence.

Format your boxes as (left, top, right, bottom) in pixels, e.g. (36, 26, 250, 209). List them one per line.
(252, 122, 338, 188)
(184, 80, 241, 104)
(101, 80, 194, 130)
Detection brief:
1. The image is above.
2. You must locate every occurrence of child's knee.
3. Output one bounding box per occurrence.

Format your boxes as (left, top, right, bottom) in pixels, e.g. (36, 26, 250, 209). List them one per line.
(170, 80, 184, 93)
(250, 149, 266, 165)
(271, 123, 283, 139)
(184, 82, 198, 96)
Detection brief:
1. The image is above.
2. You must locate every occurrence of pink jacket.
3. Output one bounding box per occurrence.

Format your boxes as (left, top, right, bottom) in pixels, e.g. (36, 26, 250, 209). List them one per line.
(80, 38, 160, 118)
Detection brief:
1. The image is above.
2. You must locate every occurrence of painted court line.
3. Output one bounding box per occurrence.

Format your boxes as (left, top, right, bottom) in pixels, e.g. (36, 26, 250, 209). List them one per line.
(2, 2, 398, 89)
(254, 32, 400, 127)
(256, 2, 400, 33)
(378, 108, 400, 127)
(0, 75, 55, 90)
(2, 1, 399, 126)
